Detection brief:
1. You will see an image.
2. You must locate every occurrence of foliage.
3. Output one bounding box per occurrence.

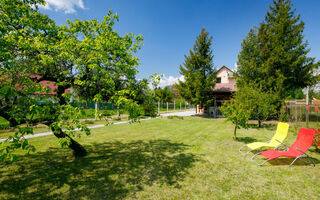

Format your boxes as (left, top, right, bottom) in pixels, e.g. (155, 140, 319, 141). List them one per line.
(241, 86, 277, 127)
(142, 95, 157, 117)
(220, 97, 252, 140)
(126, 101, 142, 123)
(236, 0, 319, 107)
(167, 115, 184, 120)
(312, 129, 320, 152)
(0, 0, 143, 161)
(155, 86, 174, 103)
(286, 88, 306, 99)
(178, 28, 216, 109)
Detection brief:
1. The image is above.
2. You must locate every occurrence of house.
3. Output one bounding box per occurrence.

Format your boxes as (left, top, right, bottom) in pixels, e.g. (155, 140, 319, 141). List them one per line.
(210, 66, 237, 116)
(213, 66, 236, 101)
(196, 66, 237, 116)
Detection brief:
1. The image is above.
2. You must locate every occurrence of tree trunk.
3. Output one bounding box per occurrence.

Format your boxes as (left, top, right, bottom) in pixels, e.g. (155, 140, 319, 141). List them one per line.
(51, 126, 87, 157)
(234, 123, 237, 141)
(258, 120, 261, 128)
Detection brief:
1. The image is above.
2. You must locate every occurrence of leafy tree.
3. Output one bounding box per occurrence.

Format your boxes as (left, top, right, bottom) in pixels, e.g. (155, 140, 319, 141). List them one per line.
(155, 86, 174, 103)
(220, 97, 252, 141)
(0, 0, 143, 161)
(237, 0, 319, 105)
(241, 86, 276, 127)
(178, 28, 216, 110)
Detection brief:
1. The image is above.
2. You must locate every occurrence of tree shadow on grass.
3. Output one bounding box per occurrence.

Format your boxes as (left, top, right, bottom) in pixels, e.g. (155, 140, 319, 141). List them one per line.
(247, 123, 277, 131)
(0, 139, 198, 200)
(236, 137, 258, 144)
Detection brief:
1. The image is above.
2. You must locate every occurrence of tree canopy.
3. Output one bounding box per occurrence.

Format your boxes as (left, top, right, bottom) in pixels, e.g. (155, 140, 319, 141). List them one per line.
(0, 0, 143, 161)
(178, 28, 216, 109)
(237, 0, 319, 102)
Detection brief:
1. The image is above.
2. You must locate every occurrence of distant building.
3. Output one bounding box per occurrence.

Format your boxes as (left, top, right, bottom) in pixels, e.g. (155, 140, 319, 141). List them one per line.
(213, 66, 237, 101)
(196, 66, 237, 116)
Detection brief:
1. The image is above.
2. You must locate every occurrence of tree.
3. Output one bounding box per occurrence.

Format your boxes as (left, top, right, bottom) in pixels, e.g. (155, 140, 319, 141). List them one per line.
(241, 86, 276, 127)
(220, 97, 252, 141)
(237, 0, 319, 104)
(178, 28, 216, 110)
(155, 86, 174, 103)
(0, 0, 143, 161)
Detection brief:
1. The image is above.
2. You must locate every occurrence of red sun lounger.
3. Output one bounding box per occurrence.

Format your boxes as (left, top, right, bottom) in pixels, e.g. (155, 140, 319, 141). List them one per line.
(251, 128, 316, 166)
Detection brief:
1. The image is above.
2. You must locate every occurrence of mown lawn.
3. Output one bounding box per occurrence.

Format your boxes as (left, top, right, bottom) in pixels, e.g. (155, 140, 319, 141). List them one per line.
(1, 116, 320, 199)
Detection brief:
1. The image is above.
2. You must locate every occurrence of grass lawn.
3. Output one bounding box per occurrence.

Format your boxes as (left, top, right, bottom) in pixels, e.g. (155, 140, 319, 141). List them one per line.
(1, 116, 320, 199)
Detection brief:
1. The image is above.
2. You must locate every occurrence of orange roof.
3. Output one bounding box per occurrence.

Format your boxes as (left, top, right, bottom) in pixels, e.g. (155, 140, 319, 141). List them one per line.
(28, 74, 70, 95)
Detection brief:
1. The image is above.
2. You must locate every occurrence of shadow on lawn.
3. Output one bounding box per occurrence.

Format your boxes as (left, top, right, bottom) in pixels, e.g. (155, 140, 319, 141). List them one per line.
(267, 157, 320, 166)
(236, 137, 257, 144)
(0, 139, 198, 200)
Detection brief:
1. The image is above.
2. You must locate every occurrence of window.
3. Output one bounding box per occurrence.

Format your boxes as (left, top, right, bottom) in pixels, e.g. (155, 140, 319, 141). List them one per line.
(216, 77, 221, 83)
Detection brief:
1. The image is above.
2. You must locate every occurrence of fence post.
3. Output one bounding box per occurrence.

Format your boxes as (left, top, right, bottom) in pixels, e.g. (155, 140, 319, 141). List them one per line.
(180, 102, 181, 110)
(95, 102, 98, 120)
(306, 106, 309, 128)
(158, 101, 160, 114)
(174, 101, 175, 111)
(167, 102, 168, 113)
(185, 102, 186, 110)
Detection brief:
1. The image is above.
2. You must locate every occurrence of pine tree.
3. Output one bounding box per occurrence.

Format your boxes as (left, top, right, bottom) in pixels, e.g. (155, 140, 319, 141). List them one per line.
(178, 28, 216, 109)
(237, 0, 319, 100)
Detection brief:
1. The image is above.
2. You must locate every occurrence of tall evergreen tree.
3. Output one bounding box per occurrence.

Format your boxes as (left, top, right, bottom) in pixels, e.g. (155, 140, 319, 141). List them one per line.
(237, 0, 319, 100)
(178, 28, 216, 109)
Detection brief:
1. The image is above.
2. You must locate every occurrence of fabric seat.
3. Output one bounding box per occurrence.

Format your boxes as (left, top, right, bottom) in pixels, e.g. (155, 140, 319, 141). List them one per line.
(239, 122, 289, 156)
(252, 128, 316, 166)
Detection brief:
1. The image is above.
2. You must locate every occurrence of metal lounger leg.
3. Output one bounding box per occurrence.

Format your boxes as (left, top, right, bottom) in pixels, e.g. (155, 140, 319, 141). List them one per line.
(251, 152, 270, 166)
(296, 155, 316, 167)
(239, 145, 255, 156)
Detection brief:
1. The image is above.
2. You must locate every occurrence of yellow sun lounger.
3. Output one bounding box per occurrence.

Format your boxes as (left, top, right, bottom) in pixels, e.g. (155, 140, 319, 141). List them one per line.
(239, 122, 289, 156)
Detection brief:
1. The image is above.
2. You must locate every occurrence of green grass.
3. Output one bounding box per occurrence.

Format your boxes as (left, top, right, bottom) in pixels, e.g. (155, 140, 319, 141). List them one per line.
(1, 117, 320, 199)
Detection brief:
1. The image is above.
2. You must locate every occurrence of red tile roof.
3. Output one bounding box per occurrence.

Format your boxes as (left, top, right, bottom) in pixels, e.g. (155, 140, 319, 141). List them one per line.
(29, 74, 70, 95)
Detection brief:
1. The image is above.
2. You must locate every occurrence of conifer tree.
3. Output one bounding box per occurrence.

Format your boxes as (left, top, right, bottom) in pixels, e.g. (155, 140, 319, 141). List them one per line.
(178, 28, 216, 109)
(237, 0, 319, 101)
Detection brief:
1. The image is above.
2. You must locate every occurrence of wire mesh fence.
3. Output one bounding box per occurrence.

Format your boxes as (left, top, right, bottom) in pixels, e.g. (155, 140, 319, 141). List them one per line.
(283, 105, 320, 126)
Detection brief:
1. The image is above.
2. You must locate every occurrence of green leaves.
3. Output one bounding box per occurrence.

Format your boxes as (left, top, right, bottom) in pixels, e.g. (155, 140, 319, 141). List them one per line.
(237, 0, 319, 103)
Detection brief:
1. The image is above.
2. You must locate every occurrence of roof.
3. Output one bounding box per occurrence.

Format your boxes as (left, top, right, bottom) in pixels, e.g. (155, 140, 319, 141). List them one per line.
(216, 66, 233, 74)
(213, 83, 237, 93)
(29, 74, 70, 95)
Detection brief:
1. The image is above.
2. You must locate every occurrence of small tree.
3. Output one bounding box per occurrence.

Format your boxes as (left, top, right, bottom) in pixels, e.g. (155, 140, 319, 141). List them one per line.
(239, 86, 276, 127)
(220, 98, 252, 140)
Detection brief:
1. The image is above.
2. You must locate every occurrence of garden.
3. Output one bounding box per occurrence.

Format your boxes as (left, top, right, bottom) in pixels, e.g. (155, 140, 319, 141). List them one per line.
(1, 116, 320, 199)
(1, 0, 320, 199)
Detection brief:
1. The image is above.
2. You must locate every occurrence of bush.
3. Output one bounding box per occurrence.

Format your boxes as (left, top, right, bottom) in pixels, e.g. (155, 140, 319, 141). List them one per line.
(142, 103, 157, 117)
(126, 102, 142, 122)
(0, 123, 10, 130)
(102, 110, 115, 117)
(313, 129, 320, 152)
(167, 115, 184, 120)
(83, 120, 95, 125)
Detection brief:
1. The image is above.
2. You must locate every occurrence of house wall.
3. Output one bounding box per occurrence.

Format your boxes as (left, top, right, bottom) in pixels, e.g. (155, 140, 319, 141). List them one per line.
(216, 68, 233, 83)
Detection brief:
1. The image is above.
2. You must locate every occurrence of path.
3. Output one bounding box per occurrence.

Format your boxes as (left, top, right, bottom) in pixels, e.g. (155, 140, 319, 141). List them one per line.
(0, 110, 196, 142)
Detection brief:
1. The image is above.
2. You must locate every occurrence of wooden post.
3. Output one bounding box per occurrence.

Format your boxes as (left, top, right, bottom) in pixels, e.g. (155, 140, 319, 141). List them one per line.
(174, 101, 175, 111)
(166, 102, 168, 113)
(180, 102, 181, 110)
(158, 101, 160, 114)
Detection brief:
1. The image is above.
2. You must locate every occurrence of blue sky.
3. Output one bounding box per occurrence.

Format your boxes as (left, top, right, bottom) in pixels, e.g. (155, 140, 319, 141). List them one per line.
(40, 0, 320, 87)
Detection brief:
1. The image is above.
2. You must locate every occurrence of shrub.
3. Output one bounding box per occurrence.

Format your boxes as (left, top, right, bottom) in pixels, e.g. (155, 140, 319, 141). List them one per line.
(313, 129, 320, 152)
(167, 115, 184, 120)
(142, 103, 157, 117)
